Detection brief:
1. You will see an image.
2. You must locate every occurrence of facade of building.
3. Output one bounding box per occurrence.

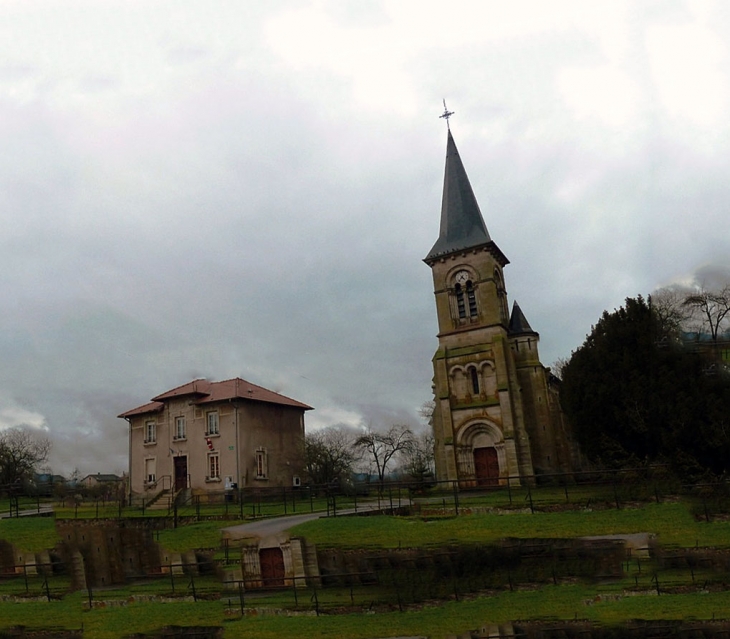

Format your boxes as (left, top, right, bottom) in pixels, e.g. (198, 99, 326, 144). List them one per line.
(120, 378, 311, 497)
(425, 130, 574, 486)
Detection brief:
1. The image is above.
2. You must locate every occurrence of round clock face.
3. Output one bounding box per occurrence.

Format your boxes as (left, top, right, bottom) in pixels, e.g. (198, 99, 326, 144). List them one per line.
(454, 270, 470, 285)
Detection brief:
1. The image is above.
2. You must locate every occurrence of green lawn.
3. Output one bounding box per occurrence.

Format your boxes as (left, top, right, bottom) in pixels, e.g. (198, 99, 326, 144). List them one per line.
(0, 584, 728, 639)
(290, 501, 730, 549)
(0, 516, 60, 552)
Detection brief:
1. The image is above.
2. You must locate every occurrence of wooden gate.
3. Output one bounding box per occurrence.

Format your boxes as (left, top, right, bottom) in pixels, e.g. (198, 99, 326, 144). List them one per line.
(259, 547, 285, 587)
(473, 447, 499, 486)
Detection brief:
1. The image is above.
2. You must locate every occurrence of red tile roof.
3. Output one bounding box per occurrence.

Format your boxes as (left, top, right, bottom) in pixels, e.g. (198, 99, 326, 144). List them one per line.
(118, 377, 312, 419)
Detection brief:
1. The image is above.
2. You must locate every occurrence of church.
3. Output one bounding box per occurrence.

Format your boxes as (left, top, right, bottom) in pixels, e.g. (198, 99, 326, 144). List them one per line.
(424, 129, 575, 486)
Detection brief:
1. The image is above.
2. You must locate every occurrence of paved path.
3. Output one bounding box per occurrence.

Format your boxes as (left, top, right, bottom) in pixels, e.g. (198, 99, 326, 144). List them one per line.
(222, 499, 404, 539)
(0, 505, 54, 519)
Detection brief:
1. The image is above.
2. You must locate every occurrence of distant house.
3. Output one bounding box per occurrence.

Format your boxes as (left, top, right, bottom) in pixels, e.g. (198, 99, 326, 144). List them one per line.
(80, 473, 122, 489)
(119, 378, 312, 498)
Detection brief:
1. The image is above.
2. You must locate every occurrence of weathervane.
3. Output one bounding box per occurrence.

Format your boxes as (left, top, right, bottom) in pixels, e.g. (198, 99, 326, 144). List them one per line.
(439, 99, 454, 129)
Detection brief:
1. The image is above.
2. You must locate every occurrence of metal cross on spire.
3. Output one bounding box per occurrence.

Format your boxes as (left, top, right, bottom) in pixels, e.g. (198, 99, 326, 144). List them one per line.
(439, 99, 454, 129)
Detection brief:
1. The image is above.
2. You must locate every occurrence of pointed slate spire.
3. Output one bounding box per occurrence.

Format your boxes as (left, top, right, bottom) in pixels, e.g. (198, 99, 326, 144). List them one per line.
(508, 301, 538, 335)
(425, 130, 506, 263)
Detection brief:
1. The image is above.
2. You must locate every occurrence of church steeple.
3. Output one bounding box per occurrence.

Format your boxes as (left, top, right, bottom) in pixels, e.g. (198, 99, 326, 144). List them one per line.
(425, 130, 508, 265)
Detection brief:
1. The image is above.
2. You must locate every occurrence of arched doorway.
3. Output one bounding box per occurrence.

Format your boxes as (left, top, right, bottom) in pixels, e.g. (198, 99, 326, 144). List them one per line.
(456, 421, 505, 486)
(473, 447, 499, 486)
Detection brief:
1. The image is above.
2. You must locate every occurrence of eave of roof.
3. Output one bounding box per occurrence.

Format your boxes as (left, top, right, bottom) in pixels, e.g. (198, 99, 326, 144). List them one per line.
(117, 401, 164, 419)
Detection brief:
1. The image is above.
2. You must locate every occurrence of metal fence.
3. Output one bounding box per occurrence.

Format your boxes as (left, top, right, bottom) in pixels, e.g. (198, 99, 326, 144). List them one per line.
(6, 466, 730, 524)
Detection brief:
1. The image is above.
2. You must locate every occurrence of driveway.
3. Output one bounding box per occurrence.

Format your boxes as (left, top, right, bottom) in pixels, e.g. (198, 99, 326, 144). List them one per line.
(222, 499, 402, 540)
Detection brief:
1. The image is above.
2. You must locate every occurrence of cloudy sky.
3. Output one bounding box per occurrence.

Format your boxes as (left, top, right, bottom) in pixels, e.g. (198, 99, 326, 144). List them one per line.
(2, 0, 729, 475)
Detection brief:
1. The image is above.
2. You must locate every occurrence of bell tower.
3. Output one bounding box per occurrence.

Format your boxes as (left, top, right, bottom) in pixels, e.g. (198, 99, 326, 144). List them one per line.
(424, 130, 535, 485)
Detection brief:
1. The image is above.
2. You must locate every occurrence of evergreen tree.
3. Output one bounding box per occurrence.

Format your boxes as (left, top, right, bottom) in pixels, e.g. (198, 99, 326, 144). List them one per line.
(561, 296, 730, 478)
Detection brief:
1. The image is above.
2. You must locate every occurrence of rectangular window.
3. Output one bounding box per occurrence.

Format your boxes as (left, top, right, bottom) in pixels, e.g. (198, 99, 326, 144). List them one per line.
(144, 421, 156, 444)
(208, 453, 220, 480)
(255, 448, 268, 479)
(206, 411, 219, 435)
(174, 416, 186, 440)
(144, 458, 156, 484)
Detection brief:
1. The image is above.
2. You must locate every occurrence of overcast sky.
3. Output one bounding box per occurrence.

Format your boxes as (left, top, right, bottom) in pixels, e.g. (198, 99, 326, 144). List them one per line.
(2, 0, 729, 475)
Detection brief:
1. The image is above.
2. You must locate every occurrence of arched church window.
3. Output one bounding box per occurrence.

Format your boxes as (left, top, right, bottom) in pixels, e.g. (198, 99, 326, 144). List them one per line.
(469, 367, 480, 395)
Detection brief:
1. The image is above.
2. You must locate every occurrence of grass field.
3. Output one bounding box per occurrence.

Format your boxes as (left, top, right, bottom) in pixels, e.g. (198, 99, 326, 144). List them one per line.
(290, 500, 730, 549)
(1, 494, 730, 637)
(0, 584, 728, 639)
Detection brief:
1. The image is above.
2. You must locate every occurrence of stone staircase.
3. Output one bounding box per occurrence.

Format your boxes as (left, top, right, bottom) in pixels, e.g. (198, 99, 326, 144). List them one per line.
(145, 488, 171, 511)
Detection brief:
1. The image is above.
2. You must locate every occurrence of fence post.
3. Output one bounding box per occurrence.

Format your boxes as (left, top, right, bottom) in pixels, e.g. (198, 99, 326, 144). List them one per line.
(452, 480, 459, 516)
(189, 573, 197, 602)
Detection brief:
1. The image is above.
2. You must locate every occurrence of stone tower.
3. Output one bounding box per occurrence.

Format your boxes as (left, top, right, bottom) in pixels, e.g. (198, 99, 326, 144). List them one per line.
(424, 130, 572, 486)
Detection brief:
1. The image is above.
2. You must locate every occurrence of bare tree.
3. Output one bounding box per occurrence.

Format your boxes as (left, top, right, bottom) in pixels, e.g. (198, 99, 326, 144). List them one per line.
(650, 286, 694, 335)
(682, 284, 730, 342)
(550, 357, 570, 380)
(0, 428, 51, 490)
(400, 431, 434, 483)
(418, 400, 435, 427)
(303, 427, 357, 486)
(354, 424, 415, 488)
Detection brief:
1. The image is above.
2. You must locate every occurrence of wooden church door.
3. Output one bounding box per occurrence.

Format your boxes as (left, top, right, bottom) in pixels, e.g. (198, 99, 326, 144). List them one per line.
(473, 447, 499, 486)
